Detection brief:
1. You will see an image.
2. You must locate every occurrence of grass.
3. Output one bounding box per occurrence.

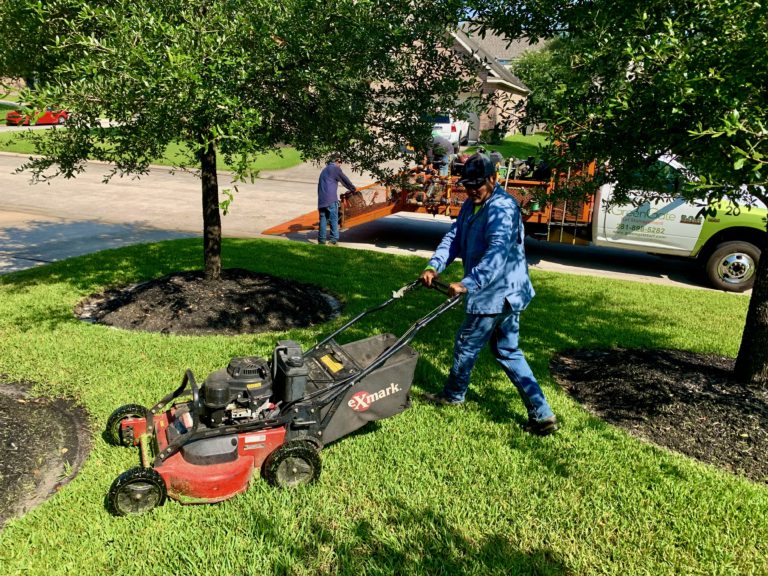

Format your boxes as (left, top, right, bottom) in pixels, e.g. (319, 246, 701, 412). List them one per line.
(466, 133, 550, 161)
(0, 238, 766, 575)
(0, 102, 25, 112)
(0, 131, 303, 172)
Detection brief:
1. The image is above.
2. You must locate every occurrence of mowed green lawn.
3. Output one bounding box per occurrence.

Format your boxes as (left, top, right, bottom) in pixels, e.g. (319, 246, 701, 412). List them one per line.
(465, 133, 550, 161)
(0, 238, 765, 575)
(0, 130, 303, 172)
(0, 102, 24, 112)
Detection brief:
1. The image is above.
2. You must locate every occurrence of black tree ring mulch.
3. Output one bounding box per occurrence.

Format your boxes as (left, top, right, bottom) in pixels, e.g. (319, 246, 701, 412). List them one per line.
(0, 381, 91, 528)
(550, 348, 768, 483)
(75, 268, 342, 336)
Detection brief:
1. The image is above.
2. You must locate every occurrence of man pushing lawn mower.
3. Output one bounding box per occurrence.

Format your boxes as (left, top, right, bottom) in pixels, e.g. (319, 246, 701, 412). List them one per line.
(101, 155, 553, 517)
(419, 153, 559, 436)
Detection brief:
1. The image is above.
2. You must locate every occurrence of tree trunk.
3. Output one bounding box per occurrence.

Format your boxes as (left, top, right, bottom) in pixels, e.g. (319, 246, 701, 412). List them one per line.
(734, 235, 768, 385)
(200, 141, 222, 281)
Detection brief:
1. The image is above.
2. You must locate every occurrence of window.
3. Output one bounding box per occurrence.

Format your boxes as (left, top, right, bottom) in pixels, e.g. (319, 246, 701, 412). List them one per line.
(626, 160, 687, 196)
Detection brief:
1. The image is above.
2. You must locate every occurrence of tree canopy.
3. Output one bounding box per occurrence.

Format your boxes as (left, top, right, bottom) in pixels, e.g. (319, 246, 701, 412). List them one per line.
(486, 1, 767, 202)
(1, 0, 477, 278)
(5, 0, 768, 383)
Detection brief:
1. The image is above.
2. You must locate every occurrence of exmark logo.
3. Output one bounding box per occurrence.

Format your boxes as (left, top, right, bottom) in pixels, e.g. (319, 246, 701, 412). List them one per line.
(347, 383, 402, 412)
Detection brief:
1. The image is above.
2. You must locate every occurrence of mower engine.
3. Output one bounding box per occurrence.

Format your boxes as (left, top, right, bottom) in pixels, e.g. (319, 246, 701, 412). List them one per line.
(200, 356, 278, 427)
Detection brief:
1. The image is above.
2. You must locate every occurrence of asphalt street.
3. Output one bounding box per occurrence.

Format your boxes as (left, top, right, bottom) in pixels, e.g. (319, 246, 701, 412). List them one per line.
(0, 149, 714, 291)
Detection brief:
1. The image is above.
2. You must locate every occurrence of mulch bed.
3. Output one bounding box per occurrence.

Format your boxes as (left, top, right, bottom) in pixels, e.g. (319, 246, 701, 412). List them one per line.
(75, 268, 341, 336)
(551, 348, 768, 483)
(0, 382, 90, 528)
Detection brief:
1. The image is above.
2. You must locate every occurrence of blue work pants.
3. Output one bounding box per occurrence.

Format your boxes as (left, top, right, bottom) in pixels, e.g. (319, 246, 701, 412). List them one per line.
(318, 201, 339, 244)
(443, 306, 554, 421)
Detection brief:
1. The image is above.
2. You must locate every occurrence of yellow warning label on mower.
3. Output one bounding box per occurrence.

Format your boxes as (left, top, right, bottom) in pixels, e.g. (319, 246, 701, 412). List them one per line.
(246, 381, 263, 389)
(320, 354, 344, 373)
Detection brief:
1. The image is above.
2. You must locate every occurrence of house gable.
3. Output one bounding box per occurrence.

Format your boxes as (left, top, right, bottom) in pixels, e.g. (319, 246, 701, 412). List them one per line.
(450, 29, 531, 96)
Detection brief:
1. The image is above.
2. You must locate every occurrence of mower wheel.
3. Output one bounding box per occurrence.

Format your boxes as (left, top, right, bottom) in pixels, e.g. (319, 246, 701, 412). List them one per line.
(263, 440, 322, 488)
(288, 434, 323, 452)
(106, 404, 146, 446)
(108, 467, 167, 516)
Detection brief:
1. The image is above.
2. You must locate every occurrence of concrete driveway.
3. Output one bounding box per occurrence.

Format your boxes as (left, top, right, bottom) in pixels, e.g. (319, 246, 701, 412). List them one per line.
(0, 151, 713, 290)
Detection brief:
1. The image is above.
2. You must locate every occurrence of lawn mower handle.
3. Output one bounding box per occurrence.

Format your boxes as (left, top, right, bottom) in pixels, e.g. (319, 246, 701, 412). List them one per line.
(304, 280, 456, 356)
(305, 280, 416, 355)
(148, 369, 200, 419)
(144, 369, 202, 464)
(428, 279, 452, 295)
(346, 286, 462, 382)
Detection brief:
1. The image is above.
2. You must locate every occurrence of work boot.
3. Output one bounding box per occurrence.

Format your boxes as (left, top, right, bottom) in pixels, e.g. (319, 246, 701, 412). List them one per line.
(523, 415, 559, 436)
(421, 392, 463, 407)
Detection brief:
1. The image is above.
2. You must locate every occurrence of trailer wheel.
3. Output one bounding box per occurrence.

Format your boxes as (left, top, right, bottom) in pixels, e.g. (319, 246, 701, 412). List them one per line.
(705, 241, 760, 292)
(263, 440, 321, 488)
(108, 467, 166, 516)
(105, 404, 146, 446)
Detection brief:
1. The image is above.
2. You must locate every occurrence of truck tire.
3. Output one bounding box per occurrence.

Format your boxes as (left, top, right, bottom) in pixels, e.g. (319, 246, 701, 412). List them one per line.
(705, 241, 760, 292)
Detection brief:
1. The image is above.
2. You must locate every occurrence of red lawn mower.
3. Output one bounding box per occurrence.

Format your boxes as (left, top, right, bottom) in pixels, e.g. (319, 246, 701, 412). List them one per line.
(105, 281, 461, 515)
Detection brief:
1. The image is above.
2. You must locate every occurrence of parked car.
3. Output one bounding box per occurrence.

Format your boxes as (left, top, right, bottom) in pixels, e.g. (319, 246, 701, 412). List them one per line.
(5, 107, 69, 126)
(430, 113, 470, 153)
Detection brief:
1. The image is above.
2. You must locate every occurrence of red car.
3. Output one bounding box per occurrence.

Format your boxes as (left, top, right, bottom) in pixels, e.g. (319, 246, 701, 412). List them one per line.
(5, 107, 69, 126)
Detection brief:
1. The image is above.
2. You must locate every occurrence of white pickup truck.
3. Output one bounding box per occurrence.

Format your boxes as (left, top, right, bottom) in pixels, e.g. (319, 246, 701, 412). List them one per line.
(430, 113, 470, 153)
(518, 156, 766, 292)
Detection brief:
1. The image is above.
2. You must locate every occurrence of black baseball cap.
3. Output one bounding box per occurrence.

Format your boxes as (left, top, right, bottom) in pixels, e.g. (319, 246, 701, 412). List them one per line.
(458, 153, 496, 188)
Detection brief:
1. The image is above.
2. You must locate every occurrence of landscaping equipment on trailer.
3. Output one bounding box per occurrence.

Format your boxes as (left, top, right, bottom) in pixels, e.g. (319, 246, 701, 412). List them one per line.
(105, 281, 461, 515)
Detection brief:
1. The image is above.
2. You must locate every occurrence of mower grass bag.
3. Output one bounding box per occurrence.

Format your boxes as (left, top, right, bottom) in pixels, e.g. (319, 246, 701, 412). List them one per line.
(104, 281, 461, 515)
(307, 333, 418, 444)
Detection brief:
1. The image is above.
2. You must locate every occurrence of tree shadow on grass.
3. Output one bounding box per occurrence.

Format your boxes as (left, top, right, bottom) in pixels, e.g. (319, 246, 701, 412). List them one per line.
(398, 271, 713, 480)
(276, 499, 571, 575)
(410, 270, 694, 424)
(0, 237, 436, 340)
(0, 235, 721, 391)
(2, 237, 205, 293)
(2, 236, 423, 296)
